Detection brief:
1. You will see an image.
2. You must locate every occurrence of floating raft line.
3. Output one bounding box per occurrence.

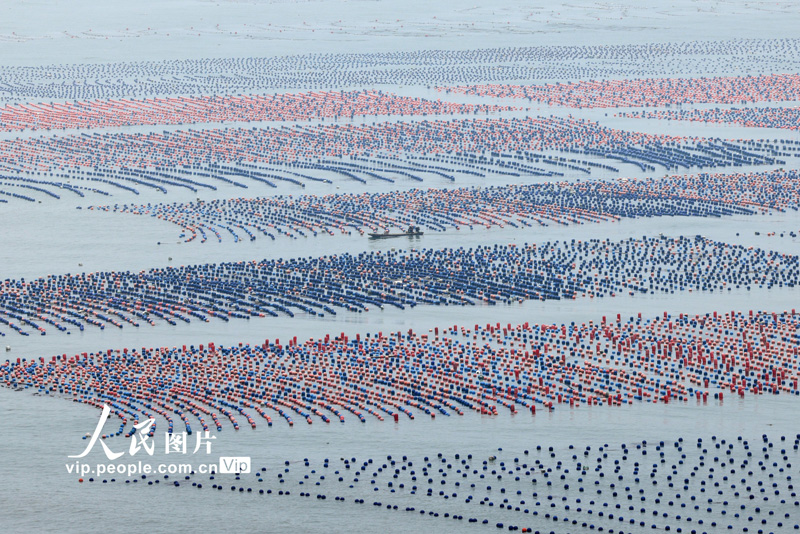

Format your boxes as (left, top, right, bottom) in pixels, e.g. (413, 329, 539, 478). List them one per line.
(3, 309, 800, 434)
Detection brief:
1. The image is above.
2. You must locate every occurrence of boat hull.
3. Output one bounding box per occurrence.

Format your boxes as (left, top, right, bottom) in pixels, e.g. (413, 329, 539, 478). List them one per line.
(368, 232, 424, 239)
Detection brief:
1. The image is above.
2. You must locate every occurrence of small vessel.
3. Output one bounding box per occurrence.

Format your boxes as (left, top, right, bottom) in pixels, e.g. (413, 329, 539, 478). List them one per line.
(369, 226, 424, 239)
(368, 230, 424, 239)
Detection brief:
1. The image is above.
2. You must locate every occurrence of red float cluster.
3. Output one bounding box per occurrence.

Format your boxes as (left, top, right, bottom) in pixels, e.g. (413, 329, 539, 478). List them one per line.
(0, 90, 513, 133)
(3, 311, 798, 435)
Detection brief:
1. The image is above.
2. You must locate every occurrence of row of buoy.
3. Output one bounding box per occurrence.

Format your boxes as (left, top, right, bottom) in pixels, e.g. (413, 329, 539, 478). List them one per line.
(3, 310, 800, 432)
(89, 168, 800, 243)
(1, 148, 599, 201)
(70, 436, 800, 532)
(440, 73, 800, 108)
(2, 144, 618, 201)
(1, 38, 799, 100)
(0, 116, 792, 202)
(0, 235, 798, 336)
(0, 90, 512, 133)
(620, 106, 800, 132)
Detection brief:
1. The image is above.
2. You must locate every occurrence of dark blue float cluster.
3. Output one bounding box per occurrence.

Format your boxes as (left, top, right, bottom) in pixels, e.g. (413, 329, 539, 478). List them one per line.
(89, 168, 800, 243)
(0, 116, 794, 202)
(75, 437, 800, 533)
(0, 236, 797, 337)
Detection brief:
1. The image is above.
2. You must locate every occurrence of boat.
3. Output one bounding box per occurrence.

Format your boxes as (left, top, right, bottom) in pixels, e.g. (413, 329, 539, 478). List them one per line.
(368, 230, 424, 239)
